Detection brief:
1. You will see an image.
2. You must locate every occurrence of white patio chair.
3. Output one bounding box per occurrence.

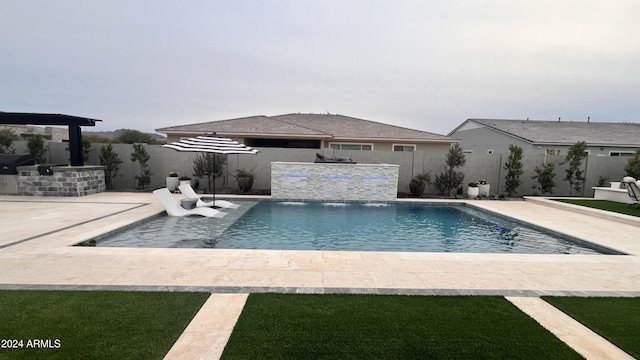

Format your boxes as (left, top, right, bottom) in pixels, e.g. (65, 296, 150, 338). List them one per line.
(178, 184, 240, 209)
(153, 188, 227, 218)
(621, 176, 640, 206)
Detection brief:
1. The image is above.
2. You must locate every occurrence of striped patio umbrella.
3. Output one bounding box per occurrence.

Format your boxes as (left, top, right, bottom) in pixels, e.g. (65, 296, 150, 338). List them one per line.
(161, 135, 258, 205)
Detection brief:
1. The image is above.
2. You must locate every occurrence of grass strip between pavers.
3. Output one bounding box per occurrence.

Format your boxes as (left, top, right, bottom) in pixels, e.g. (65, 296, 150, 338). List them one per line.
(0, 290, 209, 360)
(222, 294, 583, 359)
(555, 199, 640, 217)
(542, 296, 640, 359)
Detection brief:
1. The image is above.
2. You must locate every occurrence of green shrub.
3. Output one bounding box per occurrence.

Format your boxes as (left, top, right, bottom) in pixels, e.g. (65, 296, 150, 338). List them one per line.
(562, 141, 588, 196)
(27, 135, 48, 163)
(99, 143, 123, 189)
(435, 144, 466, 197)
(624, 149, 640, 179)
(409, 173, 431, 197)
(532, 162, 556, 195)
(503, 144, 524, 197)
(0, 129, 17, 154)
(130, 144, 152, 189)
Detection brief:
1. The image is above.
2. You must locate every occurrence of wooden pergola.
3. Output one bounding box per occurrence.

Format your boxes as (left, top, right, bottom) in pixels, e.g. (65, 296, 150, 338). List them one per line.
(0, 112, 102, 166)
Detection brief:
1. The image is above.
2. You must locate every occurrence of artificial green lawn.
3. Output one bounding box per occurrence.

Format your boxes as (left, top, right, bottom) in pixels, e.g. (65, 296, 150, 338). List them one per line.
(0, 290, 209, 360)
(555, 199, 640, 217)
(222, 294, 582, 359)
(543, 297, 640, 359)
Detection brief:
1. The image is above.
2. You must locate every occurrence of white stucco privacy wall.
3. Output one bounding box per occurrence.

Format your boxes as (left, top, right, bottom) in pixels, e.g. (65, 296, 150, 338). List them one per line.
(271, 162, 399, 201)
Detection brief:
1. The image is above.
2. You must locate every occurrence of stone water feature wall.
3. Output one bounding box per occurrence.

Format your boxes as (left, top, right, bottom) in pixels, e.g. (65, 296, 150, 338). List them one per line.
(16, 166, 105, 196)
(271, 162, 399, 201)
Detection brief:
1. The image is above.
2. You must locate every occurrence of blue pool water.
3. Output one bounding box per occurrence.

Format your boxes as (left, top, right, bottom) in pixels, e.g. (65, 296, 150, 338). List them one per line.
(91, 201, 609, 254)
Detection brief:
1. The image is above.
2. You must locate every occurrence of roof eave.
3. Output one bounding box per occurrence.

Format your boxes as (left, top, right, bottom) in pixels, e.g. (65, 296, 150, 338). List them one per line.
(156, 129, 333, 139)
(533, 141, 640, 148)
(227, 133, 332, 139)
(447, 119, 474, 136)
(331, 137, 457, 143)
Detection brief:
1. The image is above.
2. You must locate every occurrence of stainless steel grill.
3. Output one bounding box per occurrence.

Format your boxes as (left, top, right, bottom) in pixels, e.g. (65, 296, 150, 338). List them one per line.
(0, 154, 35, 175)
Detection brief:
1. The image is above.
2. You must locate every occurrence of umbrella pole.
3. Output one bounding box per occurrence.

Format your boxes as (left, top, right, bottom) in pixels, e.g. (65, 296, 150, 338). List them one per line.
(212, 154, 216, 208)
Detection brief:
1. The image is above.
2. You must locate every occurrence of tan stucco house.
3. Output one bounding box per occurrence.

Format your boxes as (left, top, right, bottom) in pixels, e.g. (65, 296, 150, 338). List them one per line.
(156, 113, 457, 152)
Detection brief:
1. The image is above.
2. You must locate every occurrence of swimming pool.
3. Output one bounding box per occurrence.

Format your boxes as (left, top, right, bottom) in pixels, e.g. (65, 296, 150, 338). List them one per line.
(89, 201, 612, 254)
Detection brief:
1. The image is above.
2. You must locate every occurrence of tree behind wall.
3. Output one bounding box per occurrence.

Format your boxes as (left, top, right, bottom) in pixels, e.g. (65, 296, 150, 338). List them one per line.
(130, 144, 152, 189)
(117, 129, 157, 144)
(192, 153, 227, 193)
(562, 141, 588, 196)
(82, 135, 92, 162)
(532, 162, 556, 195)
(503, 144, 524, 197)
(624, 149, 640, 179)
(0, 129, 17, 154)
(434, 143, 466, 197)
(27, 135, 48, 163)
(100, 143, 123, 189)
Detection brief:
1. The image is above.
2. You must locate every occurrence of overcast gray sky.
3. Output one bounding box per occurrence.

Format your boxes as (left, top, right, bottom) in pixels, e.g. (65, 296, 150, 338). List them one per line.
(1, 0, 639, 135)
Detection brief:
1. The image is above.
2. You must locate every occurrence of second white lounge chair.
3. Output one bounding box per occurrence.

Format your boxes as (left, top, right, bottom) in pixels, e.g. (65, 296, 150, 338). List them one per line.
(622, 176, 640, 206)
(178, 184, 240, 209)
(153, 188, 227, 218)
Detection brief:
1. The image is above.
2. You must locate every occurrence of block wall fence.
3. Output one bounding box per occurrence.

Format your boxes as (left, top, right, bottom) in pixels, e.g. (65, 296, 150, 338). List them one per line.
(12, 141, 630, 197)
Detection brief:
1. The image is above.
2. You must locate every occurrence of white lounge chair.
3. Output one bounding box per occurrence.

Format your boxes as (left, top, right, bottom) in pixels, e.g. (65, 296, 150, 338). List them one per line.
(178, 184, 240, 209)
(153, 188, 226, 218)
(622, 176, 640, 206)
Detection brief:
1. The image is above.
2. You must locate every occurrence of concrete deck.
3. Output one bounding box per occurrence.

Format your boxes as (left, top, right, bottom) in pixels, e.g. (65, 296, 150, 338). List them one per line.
(1, 193, 638, 359)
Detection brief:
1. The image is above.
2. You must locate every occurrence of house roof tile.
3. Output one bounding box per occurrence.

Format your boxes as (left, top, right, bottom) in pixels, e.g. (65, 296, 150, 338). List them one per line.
(466, 118, 640, 146)
(156, 113, 454, 142)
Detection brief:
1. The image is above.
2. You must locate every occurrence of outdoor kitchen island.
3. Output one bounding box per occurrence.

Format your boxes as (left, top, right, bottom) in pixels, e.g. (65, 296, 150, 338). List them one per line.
(0, 160, 105, 197)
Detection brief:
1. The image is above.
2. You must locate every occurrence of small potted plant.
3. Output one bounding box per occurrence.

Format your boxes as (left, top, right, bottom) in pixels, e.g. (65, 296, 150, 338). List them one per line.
(477, 179, 490, 197)
(179, 175, 191, 187)
(409, 173, 431, 197)
(166, 172, 179, 191)
(235, 168, 254, 193)
(467, 181, 479, 198)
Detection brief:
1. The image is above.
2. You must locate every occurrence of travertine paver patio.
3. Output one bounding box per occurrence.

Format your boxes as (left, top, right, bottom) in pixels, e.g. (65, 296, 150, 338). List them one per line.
(1, 193, 638, 359)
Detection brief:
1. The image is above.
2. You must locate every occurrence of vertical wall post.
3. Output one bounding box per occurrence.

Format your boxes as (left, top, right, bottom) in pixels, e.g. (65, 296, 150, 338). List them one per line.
(68, 125, 84, 166)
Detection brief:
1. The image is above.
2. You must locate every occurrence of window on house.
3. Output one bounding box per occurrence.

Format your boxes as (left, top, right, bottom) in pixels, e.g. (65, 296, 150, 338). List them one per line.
(393, 145, 415, 152)
(545, 149, 563, 155)
(329, 143, 373, 151)
(609, 151, 634, 157)
(462, 150, 473, 154)
(487, 149, 494, 154)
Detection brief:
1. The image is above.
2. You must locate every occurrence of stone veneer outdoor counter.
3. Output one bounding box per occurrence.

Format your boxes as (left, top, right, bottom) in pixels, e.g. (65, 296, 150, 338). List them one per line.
(271, 162, 399, 201)
(16, 165, 105, 196)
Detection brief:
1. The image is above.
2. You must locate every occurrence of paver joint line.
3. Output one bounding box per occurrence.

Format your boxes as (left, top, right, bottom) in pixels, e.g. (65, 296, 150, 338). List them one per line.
(0, 203, 151, 249)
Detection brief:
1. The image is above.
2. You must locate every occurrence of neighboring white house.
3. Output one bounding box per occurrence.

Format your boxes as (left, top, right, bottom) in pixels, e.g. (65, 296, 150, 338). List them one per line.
(448, 118, 640, 156)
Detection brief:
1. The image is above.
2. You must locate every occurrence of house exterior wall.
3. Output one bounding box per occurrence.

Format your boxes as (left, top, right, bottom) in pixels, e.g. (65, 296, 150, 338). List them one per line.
(324, 141, 451, 152)
(164, 134, 452, 152)
(449, 127, 534, 154)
